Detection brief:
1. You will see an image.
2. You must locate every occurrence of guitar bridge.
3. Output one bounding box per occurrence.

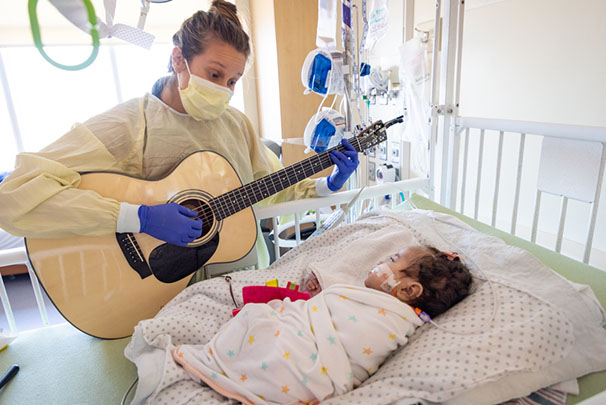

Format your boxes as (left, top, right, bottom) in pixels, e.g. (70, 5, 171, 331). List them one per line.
(116, 233, 152, 279)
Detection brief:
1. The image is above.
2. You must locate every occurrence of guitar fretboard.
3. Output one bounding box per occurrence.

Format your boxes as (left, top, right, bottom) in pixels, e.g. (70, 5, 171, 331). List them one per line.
(210, 138, 363, 220)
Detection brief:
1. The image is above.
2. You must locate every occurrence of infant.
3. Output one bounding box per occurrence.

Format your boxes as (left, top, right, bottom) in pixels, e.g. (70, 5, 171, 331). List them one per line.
(171, 245, 472, 404)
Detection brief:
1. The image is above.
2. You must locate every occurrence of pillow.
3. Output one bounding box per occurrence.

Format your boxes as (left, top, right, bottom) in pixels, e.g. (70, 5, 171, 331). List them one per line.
(388, 210, 606, 405)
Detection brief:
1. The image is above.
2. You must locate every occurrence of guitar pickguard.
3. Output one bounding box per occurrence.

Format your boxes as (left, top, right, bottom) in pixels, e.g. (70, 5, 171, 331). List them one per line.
(148, 231, 220, 283)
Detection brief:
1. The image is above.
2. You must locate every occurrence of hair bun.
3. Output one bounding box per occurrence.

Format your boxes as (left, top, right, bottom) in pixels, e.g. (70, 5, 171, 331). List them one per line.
(210, 0, 242, 29)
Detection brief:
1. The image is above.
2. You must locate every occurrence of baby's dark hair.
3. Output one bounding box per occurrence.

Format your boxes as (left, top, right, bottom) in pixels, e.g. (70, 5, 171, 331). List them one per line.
(402, 246, 472, 318)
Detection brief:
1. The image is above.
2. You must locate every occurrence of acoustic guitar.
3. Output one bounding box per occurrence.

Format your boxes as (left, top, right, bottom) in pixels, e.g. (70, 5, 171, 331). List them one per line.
(25, 117, 403, 339)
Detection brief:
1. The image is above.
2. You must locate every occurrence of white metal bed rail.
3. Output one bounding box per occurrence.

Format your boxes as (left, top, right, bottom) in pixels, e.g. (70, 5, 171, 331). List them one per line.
(254, 177, 430, 262)
(453, 116, 606, 266)
(0, 247, 49, 334)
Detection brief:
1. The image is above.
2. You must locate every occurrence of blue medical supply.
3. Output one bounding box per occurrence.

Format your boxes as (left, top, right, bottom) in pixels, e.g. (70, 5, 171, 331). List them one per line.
(360, 63, 371, 76)
(327, 139, 359, 191)
(310, 119, 337, 153)
(138, 203, 202, 247)
(308, 53, 332, 94)
(0, 171, 12, 183)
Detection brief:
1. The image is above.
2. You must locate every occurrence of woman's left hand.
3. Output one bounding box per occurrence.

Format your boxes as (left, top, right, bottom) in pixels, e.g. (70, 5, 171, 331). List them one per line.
(326, 138, 359, 191)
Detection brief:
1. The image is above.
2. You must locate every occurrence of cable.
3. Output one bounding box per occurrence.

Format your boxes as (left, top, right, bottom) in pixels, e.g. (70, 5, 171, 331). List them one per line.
(121, 377, 138, 405)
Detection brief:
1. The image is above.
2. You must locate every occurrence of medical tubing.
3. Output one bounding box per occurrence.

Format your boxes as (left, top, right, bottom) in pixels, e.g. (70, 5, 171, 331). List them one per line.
(121, 377, 139, 405)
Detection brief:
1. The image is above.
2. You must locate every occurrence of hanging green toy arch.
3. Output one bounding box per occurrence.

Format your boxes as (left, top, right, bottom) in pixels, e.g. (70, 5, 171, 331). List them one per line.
(28, 0, 100, 71)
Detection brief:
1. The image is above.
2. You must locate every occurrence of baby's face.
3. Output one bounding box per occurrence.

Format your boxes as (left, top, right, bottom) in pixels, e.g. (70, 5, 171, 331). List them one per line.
(364, 246, 429, 292)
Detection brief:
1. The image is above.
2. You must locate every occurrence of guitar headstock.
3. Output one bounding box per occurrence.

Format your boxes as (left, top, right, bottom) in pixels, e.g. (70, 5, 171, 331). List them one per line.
(351, 116, 404, 153)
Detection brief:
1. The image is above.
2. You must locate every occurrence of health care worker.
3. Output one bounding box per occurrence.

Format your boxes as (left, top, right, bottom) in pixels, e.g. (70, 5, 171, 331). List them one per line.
(0, 0, 359, 270)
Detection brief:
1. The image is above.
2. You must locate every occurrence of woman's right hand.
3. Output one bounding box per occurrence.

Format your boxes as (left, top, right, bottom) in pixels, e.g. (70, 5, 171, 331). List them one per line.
(138, 203, 202, 247)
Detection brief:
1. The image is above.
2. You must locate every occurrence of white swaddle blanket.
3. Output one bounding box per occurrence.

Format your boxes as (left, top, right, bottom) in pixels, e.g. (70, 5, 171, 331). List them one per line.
(172, 284, 422, 405)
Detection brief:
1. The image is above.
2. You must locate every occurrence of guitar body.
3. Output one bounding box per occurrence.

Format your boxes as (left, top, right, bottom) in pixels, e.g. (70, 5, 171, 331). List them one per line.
(22, 118, 400, 340)
(26, 151, 257, 339)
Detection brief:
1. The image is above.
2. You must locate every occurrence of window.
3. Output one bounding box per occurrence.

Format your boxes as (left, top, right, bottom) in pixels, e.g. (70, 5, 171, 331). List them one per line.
(0, 43, 246, 167)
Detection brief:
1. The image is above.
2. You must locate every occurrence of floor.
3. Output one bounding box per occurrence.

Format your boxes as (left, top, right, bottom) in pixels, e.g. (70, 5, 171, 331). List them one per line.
(0, 273, 66, 332)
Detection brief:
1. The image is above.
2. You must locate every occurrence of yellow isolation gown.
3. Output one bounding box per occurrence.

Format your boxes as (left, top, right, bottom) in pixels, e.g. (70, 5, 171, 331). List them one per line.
(0, 94, 322, 269)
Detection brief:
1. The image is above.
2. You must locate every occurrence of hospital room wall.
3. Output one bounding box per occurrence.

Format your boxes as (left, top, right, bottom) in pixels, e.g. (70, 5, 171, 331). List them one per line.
(414, 0, 606, 264)
(249, 0, 334, 178)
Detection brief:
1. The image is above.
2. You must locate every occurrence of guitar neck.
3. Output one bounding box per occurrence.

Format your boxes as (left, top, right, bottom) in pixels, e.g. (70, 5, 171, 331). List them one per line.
(211, 138, 364, 220)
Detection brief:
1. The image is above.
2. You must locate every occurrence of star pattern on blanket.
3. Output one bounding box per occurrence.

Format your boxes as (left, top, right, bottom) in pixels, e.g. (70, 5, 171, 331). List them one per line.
(248, 335, 255, 344)
(321, 366, 328, 375)
(388, 333, 396, 339)
(378, 308, 386, 316)
(312, 305, 318, 312)
(348, 315, 358, 323)
(283, 352, 291, 359)
(261, 362, 268, 370)
(281, 385, 290, 393)
(240, 374, 247, 382)
(328, 335, 336, 344)
(275, 329, 280, 336)
(363, 347, 372, 355)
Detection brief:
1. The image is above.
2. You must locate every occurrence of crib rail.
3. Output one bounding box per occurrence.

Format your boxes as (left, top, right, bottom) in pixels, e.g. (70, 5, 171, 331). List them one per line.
(453, 117, 606, 267)
(254, 177, 430, 262)
(0, 247, 49, 334)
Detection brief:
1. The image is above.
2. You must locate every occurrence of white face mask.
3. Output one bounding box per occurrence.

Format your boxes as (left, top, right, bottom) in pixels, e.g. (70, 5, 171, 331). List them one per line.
(178, 60, 233, 121)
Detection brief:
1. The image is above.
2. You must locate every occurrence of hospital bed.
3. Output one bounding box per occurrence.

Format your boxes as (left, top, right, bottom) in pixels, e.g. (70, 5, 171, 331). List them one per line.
(0, 116, 605, 404)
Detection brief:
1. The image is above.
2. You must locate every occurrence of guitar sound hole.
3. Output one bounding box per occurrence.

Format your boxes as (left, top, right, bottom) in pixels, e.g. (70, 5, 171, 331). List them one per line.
(181, 199, 214, 239)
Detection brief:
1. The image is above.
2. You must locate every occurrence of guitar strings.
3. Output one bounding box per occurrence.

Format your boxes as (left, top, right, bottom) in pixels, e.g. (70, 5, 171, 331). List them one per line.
(189, 145, 343, 223)
(185, 135, 367, 226)
(186, 145, 342, 221)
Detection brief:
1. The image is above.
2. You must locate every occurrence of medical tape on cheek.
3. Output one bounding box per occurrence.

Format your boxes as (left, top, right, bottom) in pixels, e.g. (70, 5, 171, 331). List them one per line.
(369, 263, 399, 295)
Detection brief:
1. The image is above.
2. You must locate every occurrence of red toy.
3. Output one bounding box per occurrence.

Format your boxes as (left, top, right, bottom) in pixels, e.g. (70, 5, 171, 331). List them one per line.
(232, 284, 311, 316)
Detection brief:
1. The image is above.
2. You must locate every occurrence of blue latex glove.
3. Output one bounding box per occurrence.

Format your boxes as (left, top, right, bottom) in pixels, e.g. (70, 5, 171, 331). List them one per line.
(138, 203, 202, 247)
(327, 138, 360, 191)
(0, 171, 12, 183)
